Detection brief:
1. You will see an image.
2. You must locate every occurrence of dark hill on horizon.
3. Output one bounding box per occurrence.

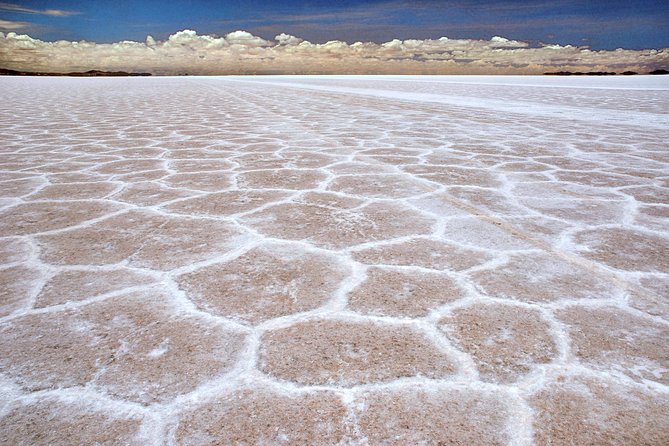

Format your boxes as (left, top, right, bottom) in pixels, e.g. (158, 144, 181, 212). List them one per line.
(0, 68, 152, 77)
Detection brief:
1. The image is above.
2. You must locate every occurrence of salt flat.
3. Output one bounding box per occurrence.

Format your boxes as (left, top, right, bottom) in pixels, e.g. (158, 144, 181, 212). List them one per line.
(0, 75, 668, 445)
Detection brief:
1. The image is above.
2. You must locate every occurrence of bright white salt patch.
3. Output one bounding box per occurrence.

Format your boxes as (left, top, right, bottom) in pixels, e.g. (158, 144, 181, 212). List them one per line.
(148, 339, 170, 358)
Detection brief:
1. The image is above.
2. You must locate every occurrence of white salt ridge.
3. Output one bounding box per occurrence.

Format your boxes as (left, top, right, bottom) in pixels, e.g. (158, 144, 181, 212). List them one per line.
(222, 77, 669, 129)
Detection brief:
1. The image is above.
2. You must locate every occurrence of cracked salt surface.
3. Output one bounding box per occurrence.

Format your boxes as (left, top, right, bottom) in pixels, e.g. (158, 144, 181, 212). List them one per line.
(0, 75, 668, 445)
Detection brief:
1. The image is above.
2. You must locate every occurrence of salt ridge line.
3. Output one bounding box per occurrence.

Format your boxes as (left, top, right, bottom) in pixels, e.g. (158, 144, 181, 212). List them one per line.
(219, 77, 669, 129)
(250, 74, 669, 91)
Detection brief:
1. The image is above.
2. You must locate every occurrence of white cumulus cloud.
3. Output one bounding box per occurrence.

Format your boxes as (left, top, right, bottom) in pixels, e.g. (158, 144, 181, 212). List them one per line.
(275, 33, 303, 46)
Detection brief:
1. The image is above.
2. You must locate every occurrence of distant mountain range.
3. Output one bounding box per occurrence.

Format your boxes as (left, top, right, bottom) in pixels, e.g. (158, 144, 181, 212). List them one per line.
(2, 67, 667, 77)
(0, 68, 152, 77)
(543, 69, 668, 76)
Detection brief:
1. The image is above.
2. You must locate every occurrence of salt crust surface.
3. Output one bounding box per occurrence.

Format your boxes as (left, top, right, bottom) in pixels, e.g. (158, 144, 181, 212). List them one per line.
(0, 75, 668, 445)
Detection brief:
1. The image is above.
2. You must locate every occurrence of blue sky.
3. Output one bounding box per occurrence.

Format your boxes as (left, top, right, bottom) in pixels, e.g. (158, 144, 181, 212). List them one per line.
(1, 0, 668, 50)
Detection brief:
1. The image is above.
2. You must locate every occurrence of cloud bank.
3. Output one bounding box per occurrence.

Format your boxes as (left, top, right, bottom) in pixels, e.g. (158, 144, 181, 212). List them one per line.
(1, 29, 667, 75)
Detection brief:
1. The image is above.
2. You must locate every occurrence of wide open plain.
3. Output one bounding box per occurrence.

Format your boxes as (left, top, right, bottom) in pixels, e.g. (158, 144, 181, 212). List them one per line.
(0, 75, 668, 445)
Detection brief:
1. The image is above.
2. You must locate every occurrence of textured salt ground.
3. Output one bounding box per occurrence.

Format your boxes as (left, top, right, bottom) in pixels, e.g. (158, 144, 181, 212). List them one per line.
(0, 75, 668, 445)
